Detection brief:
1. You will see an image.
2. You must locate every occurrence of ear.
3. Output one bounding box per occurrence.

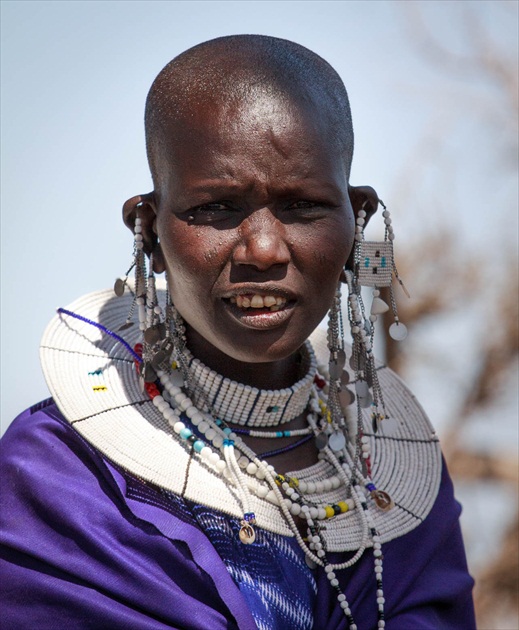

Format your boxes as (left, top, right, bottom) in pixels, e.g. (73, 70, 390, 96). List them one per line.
(345, 184, 380, 271)
(122, 192, 165, 273)
(348, 184, 379, 224)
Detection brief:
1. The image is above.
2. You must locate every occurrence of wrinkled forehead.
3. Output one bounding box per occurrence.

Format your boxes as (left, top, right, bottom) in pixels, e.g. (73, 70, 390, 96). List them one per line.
(150, 87, 348, 187)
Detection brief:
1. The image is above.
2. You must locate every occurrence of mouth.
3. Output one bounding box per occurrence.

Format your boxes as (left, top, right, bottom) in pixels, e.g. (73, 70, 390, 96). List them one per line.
(221, 290, 296, 329)
(229, 294, 288, 312)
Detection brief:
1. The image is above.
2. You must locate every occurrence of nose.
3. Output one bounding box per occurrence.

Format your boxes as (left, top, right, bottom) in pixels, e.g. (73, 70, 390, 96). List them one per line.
(232, 210, 290, 271)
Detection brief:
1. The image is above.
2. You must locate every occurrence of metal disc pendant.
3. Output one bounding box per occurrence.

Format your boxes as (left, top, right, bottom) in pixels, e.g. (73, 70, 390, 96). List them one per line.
(339, 388, 355, 407)
(358, 391, 373, 409)
(355, 379, 370, 397)
(142, 362, 157, 383)
(328, 430, 346, 452)
(239, 523, 256, 545)
(336, 349, 346, 370)
(371, 489, 394, 512)
(144, 323, 166, 345)
(305, 556, 318, 569)
(340, 371, 350, 386)
(315, 432, 329, 450)
(328, 360, 342, 380)
(151, 350, 167, 370)
(389, 322, 408, 341)
(114, 278, 126, 297)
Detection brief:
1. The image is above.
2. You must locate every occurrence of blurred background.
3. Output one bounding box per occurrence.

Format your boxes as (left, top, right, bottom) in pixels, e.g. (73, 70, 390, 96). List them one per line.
(1, 1, 517, 626)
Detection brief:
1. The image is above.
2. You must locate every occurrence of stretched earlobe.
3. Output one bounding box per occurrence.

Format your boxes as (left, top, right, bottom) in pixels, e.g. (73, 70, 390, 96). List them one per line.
(348, 185, 379, 224)
(345, 185, 380, 271)
(122, 193, 165, 272)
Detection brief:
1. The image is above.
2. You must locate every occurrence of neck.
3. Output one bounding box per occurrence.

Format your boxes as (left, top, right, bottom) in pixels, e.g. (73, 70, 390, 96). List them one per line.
(185, 325, 303, 390)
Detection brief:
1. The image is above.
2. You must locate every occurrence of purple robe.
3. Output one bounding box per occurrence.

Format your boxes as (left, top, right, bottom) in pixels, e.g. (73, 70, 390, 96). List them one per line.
(0, 400, 475, 629)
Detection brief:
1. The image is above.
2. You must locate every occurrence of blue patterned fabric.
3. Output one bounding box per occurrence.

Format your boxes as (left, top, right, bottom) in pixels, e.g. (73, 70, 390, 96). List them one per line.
(190, 505, 317, 630)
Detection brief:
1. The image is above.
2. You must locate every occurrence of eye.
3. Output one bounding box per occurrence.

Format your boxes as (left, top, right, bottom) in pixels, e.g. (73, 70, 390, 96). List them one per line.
(186, 202, 237, 224)
(284, 200, 331, 219)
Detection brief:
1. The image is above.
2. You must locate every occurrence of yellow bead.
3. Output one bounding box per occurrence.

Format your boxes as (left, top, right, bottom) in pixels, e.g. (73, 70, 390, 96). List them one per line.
(275, 475, 285, 486)
(325, 505, 335, 519)
(337, 501, 349, 513)
(288, 477, 299, 488)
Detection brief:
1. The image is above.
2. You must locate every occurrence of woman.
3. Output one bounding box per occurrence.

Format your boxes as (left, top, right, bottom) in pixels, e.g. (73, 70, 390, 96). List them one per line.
(0, 35, 475, 629)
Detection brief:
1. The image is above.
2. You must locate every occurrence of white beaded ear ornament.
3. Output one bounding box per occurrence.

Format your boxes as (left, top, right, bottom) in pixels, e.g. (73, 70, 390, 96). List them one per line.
(346, 198, 410, 436)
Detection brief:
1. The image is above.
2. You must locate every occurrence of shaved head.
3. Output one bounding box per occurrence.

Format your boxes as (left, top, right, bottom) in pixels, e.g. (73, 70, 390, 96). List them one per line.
(145, 35, 354, 188)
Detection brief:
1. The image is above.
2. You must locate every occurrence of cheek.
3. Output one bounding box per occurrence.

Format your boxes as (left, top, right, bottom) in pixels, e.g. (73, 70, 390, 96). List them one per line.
(303, 214, 354, 275)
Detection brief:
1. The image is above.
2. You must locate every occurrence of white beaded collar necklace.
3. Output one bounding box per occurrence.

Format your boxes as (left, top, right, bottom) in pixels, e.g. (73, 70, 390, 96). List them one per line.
(181, 341, 317, 427)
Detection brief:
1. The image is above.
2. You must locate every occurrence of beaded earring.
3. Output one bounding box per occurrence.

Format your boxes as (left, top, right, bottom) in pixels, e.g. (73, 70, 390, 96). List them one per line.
(345, 199, 409, 434)
(354, 199, 409, 341)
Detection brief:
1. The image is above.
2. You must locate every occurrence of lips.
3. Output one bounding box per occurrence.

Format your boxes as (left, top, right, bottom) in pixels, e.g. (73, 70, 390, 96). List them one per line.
(221, 288, 296, 329)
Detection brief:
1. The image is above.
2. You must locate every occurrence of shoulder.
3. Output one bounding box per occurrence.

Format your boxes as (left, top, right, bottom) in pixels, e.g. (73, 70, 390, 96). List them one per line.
(0, 400, 255, 630)
(1, 399, 119, 510)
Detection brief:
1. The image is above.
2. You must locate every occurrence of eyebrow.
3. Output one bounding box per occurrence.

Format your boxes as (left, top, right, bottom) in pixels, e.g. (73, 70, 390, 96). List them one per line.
(186, 179, 344, 199)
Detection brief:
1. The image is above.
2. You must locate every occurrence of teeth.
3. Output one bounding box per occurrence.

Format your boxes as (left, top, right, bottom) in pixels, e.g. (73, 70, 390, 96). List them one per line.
(231, 294, 287, 311)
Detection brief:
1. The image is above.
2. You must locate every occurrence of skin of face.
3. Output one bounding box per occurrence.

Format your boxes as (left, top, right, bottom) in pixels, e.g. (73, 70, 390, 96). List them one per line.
(127, 94, 374, 388)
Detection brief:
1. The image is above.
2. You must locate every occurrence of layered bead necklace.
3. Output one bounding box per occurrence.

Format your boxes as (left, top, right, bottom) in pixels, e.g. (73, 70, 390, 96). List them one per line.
(140, 347, 388, 629)
(92, 215, 392, 628)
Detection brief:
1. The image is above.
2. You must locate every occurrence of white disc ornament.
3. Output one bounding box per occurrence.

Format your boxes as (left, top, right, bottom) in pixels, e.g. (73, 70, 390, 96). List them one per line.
(329, 431, 346, 452)
(389, 322, 408, 341)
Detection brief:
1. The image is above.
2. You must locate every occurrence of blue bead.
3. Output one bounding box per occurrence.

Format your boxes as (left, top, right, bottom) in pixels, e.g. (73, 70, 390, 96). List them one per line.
(193, 440, 205, 453)
(223, 427, 232, 435)
(180, 428, 192, 440)
(283, 431, 290, 437)
(276, 431, 283, 438)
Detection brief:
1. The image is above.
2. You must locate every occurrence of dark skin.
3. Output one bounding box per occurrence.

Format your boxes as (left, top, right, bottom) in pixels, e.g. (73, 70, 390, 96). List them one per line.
(124, 90, 378, 473)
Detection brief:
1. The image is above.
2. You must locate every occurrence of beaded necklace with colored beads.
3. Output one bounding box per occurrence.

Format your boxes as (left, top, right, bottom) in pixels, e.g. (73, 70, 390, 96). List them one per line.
(57, 302, 390, 629)
(145, 351, 388, 629)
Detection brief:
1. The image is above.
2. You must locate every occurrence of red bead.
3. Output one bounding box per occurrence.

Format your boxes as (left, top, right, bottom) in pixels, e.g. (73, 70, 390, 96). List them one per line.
(314, 375, 326, 389)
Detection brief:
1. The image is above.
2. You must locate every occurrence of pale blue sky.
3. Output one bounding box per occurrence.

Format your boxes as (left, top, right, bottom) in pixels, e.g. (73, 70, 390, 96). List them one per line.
(1, 0, 517, 431)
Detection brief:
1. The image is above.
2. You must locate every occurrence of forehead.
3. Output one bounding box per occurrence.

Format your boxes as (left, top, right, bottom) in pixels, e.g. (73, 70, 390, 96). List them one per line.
(155, 91, 345, 177)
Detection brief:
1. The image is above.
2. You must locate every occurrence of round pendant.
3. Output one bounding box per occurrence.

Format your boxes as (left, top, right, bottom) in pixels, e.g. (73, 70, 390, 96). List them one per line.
(355, 379, 369, 397)
(371, 489, 394, 512)
(340, 371, 350, 386)
(328, 430, 346, 452)
(144, 326, 161, 345)
(389, 322, 408, 341)
(151, 349, 167, 369)
(328, 360, 343, 380)
(339, 388, 355, 407)
(315, 432, 328, 450)
(113, 278, 126, 297)
(239, 523, 256, 545)
(336, 349, 346, 370)
(305, 556, 318, 569)
(358, 391, 373, 409)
